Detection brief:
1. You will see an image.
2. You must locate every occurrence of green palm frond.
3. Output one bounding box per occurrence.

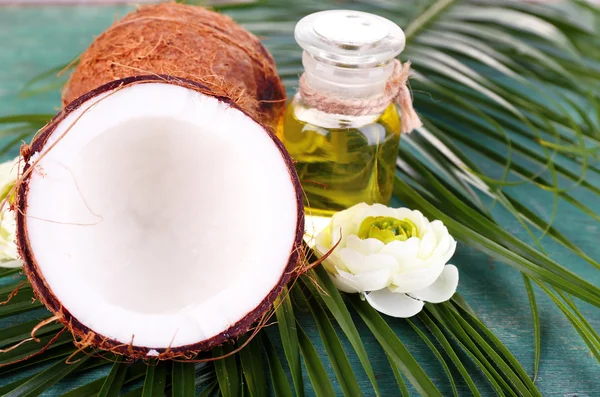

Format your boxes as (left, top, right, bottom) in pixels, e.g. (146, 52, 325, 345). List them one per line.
(1, 0, 599, 395)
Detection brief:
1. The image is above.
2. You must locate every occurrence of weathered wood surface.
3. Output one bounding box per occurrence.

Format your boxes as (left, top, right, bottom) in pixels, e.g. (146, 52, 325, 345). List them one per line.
(0, 5, 598, 396)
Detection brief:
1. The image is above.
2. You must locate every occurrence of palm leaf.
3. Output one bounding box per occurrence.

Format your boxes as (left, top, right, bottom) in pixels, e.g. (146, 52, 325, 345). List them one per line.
(406, 318, 459, 397)
(386, 352, 411, 397)
(197, 380, 218, 397)
(141, 361, 168, 397)
(261, 334, 293, 397)
(213, 344, 240, 397)
(98, 357, 129, 397)
(302, 286, 363, 397)
(522, 275, 541, 381)
(418, 311, 482, 396)
(305, 266, 381, 396)
(274, 289, 304, 397)
(238, 335, 267, 397)
(3, 353, 90, 397)
(1, 0, 599, 396)
(349, 295, 443, 396)
(171, 362, 196, 397)
(296, 323, 336, 397)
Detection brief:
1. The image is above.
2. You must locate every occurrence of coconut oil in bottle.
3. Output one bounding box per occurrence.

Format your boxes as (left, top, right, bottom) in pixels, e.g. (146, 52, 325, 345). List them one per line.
(279, 10, 407, 216)
(280, 101, 401, 215)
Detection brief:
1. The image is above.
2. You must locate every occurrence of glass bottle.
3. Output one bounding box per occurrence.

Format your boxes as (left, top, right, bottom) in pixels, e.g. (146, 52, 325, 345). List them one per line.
(278, 10, 407, 217)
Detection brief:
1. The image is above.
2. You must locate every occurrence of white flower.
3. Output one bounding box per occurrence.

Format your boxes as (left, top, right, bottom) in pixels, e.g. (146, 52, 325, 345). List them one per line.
(315, 203, 458, 318)
(0, 157, 22, 268)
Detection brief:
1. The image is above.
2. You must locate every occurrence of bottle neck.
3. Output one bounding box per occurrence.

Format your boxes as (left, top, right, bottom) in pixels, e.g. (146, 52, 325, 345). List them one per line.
(292, 94, 394, 129)
(301, 52, 395, 99)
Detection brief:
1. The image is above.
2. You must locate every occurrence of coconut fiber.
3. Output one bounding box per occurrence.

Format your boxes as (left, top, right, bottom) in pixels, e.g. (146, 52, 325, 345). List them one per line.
(62, 3, 286, 128)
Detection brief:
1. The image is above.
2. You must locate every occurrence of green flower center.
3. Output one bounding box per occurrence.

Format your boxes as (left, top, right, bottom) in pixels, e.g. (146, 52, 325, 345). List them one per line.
(357, 216, 418, 244)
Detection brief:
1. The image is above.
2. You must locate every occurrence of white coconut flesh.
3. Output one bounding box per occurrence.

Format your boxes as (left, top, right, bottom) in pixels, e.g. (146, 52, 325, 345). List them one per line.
(24, 82, 299, 350)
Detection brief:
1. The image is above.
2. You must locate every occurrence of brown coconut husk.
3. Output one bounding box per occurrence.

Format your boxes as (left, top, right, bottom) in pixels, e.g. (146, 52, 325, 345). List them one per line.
(16, 75, 304, 360)
(62, 3, 286, 129)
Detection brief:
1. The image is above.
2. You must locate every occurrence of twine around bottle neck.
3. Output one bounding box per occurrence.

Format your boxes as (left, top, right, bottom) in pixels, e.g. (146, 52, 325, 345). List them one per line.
(298, 60, 422, 134)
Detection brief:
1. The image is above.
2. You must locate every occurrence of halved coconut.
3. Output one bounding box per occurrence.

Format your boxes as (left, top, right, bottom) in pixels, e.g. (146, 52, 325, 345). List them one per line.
(16, 75, 304, 359)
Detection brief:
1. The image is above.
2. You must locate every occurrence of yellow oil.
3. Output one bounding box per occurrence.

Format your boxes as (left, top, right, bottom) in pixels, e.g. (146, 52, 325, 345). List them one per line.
(278, 97, 401, 214)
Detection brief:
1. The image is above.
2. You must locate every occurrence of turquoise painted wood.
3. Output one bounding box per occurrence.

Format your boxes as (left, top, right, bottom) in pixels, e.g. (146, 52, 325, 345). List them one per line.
(0, 5, 598, 396)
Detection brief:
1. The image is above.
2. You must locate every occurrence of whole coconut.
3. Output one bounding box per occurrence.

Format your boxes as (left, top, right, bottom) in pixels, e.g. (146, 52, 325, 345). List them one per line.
(63, 3, 286, 128)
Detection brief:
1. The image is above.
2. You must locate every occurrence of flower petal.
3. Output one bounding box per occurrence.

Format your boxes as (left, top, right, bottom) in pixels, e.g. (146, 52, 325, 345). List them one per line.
(441, 238, 457, 264)
(329, 214, 351, 249)
(431, 220, 449, 240)
(432, 233, 450, 259)
(358, 203, 398, 220)
(330, 203, 369, 246)
(0, 157, 20, 185)
(379, 237, 420, 265)
(395, 208, 427, 235)
(0, 209, 19, 264)
(305, 215, 333, 248)
(316, 229, 331, 248)
(316, 246, 349, 273)
(339, 249, 398, 274)
(0, 259, 22, 268)
(410, 264, 459, 303)
(418, 230, 437, 258)
(345, 235, 385, 255)
(334, 268, 392, 293)
(391, 264, 445, 293)
(365, 289, 424, 318)
(430, 221, 456, 262)
(330, 273, 362, 293)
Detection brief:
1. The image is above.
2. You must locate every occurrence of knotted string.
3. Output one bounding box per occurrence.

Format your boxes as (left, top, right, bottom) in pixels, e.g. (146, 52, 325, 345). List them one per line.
(298, 60, 422, 133)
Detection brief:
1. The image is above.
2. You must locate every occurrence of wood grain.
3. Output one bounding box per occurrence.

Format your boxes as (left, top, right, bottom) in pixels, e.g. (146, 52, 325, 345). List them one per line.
(0, 5, 598, 396)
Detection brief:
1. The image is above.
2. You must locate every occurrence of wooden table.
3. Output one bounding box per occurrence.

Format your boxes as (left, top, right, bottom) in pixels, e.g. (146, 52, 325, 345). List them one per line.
(0, 4, 598, 396)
